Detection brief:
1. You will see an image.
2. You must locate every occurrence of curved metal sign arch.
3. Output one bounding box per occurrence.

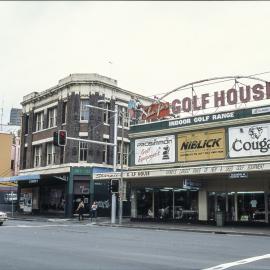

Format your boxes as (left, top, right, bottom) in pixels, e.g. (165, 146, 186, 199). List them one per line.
(160, 75, 267, 100)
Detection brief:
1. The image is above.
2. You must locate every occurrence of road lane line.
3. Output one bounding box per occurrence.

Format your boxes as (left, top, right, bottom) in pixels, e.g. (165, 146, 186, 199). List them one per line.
(202, 254, 270, 270)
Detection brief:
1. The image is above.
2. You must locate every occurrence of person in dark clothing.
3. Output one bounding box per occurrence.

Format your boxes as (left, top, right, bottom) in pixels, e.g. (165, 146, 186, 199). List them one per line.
(76, 198, 85, 221)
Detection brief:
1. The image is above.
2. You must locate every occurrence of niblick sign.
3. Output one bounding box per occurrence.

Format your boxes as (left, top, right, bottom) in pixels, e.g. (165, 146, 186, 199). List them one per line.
(171, 83, 270, 114)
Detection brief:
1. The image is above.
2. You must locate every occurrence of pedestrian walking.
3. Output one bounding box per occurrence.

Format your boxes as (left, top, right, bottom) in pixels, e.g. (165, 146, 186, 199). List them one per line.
(91, 201, 98, 221)
(76, 198, 85, 221)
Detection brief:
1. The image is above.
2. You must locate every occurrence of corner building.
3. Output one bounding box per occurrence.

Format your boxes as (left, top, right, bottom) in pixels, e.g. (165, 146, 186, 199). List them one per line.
(19, 73, 152, 217)
(96, 105, 270, 224)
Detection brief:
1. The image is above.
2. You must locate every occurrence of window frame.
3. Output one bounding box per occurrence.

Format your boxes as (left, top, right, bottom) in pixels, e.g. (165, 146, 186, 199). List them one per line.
(79, 138, 88, 162)
(80, 99, 90, 121)
(35, 112, 44, 131)
(34, 145, 42, 167)
(48, 107, 57, 128)
(46, 143, 56, 165)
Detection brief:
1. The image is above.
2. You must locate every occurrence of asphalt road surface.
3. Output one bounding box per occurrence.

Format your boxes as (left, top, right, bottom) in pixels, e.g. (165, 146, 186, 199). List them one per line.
(0, 220, 269, 270)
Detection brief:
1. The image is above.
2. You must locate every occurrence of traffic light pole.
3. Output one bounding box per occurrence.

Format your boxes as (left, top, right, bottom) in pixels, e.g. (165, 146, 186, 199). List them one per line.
(118, 107, 124, 225)
(111, 104, 118, 224)
(84, 103, 118, 225)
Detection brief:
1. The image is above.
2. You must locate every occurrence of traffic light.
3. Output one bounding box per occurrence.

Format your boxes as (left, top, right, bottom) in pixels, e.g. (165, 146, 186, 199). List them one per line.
(53, 131, 59, 146)
(110, 179, 119, 193)
(58, 130, 67, 146)
(52, 130, 67, 146)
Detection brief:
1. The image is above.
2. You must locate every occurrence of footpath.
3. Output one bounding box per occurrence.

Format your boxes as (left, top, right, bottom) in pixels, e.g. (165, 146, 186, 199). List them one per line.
(7, 213, 270, 237)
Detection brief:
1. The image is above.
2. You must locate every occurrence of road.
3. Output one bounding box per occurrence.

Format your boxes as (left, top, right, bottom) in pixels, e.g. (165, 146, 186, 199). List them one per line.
(0, 219, 269, 270)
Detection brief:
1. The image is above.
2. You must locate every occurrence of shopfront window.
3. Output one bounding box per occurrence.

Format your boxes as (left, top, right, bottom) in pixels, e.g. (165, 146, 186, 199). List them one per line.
(237, 191, 265, 222)
(136, 187, 198, 221)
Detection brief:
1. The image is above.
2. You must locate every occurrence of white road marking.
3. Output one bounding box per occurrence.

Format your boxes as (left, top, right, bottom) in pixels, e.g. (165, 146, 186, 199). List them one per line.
(202, 254, 270, 270)
(2, 223, 95, 228)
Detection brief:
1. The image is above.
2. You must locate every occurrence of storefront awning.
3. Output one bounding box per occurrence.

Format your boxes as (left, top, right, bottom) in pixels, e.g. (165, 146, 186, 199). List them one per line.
(0, 174, 40, 182)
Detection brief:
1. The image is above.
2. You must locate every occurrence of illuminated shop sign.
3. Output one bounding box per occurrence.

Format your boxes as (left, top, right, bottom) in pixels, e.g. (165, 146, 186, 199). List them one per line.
(135, 135, 175, 165)
(228, 123, 270, 158)
(141, 102, 170, 121)
(171, 83, 270, 114)
(178, 129, 225, 162)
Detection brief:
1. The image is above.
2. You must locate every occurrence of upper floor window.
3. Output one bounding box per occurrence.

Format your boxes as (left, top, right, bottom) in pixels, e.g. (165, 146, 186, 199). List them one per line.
(48, 107, 57, 128)
(62, 102, 67, 124)
(118, 106, 129, 127)
(103, 103, 110, 124)
(80, 99, 90, 121)
(79, 138, 88, 162)
(46, 143, 56, 165)
(35, 112, 44, 131)
(33, 145, 42, 167)
(117, 141, 129, 166)
(102, 138, 109, 164)
(25, 115, 29, 135)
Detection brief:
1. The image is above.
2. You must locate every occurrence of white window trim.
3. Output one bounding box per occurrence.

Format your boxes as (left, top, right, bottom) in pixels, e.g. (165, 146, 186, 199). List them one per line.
(35, 112, 44, 131)
(46, 143, 56, 166)
(34, 145, 42, 168)
(48, 107, 57, 128)
(79, 138, 88, 162)
(80, 99, 90, 121)
(32, 126, 56, 135)
(34, 101, 58, 113)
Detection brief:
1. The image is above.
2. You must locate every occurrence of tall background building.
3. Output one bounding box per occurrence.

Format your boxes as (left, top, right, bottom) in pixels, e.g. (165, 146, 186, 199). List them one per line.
(9, 108, 22, 126)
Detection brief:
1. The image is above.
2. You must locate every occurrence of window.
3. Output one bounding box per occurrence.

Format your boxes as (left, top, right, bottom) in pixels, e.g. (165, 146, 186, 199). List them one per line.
(102, 139, 109, 163)
(34, 145, 42, 167)
(48, 107, 57, 128)
(118, 106, 129, 127)
(46, 143, 56, 165)
(117, 141, 129, 166)
(25, 115, 29, 134)
(22, 147, 27, 169)
(35, 112, 44, 131)
(62, 102, 67, 124)
(79, 138, 88, 161)
(80, 99, 90, 121)
(103, 103, 110, 124)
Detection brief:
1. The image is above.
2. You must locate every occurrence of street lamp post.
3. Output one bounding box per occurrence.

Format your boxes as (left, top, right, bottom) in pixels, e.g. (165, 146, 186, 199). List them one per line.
(118, 107, 125, 225)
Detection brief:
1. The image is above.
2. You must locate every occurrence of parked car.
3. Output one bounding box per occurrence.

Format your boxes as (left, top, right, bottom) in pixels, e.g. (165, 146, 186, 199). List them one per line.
(0, 211, 8, 225)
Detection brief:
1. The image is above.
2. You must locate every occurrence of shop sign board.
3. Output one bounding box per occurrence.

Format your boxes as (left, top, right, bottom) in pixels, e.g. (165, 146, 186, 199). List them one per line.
(228, 172, 248, 179)
(228, 123, 270, 158)
(178, 128, 226, 162)
(135, 135, 175, 165)
(171, 82, 270, 115)
(93, 161, 270, 179)
(141, 102, 170, 121)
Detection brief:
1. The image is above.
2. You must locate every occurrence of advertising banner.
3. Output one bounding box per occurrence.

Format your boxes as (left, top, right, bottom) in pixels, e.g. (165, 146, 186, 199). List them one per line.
(178, 128, 226, 162)
(228, 123, 270, 158)
(135, 135, 175, 165)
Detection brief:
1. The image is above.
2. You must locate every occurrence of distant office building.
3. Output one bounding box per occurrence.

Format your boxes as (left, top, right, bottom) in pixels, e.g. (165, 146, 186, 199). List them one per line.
(9, 108, 22, 126)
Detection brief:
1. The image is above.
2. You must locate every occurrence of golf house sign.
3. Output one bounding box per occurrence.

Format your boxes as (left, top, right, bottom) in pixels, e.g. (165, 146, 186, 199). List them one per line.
(171, 82, 270, 114)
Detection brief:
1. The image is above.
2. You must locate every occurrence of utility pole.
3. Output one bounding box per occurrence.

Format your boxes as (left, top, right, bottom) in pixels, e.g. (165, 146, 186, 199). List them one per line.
(111, 104, 118, 224)
(118, 107, 124, 225)
(81, 103, 118, 224)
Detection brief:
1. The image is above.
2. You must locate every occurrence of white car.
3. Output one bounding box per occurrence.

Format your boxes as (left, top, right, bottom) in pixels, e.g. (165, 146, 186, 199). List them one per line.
(0, 211, 8, 225)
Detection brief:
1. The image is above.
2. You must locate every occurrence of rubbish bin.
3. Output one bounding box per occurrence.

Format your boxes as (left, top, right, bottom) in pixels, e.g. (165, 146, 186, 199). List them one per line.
(216, 211, 224, 227)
